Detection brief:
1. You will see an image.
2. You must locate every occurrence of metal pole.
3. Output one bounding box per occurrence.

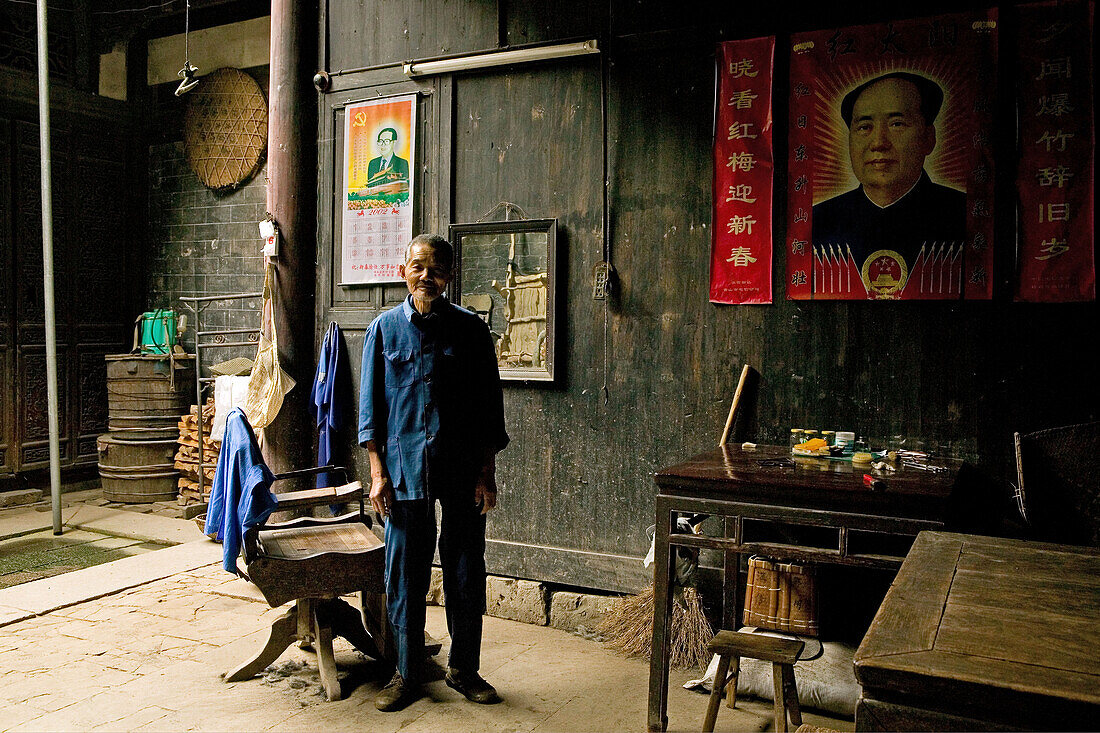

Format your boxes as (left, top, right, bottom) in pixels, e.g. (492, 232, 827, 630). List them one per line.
(36, 0, 64, 535)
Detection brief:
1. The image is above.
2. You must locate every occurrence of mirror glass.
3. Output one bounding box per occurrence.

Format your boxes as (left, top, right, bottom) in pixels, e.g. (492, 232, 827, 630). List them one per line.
(450, 219, 557, 382)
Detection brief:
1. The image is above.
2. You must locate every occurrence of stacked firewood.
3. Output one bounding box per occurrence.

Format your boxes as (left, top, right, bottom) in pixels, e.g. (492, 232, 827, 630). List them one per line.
(176, 399, 221, 503)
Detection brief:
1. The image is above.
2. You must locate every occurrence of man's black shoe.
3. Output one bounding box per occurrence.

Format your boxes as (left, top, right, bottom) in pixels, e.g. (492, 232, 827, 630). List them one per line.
(445, 668, 500, 704)
(375, 671, 422, 711)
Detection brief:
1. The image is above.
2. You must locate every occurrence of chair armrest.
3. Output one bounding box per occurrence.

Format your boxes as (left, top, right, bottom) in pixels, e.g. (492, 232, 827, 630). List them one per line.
(274, 481, 363, 510)
(273, 465, 349, 485)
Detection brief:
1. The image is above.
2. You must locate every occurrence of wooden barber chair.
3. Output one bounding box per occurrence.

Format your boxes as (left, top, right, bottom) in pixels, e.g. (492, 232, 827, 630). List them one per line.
(224, 467, 439, 700)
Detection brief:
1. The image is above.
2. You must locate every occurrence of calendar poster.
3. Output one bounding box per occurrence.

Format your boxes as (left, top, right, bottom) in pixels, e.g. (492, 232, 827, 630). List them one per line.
(342, 95, 417, 284)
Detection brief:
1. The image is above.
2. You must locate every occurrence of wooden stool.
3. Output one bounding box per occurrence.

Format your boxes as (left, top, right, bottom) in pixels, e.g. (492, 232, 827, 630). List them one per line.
(702, 630, 804, 733)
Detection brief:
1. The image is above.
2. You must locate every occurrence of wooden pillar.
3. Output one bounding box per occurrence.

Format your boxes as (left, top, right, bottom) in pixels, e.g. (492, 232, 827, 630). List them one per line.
(264, 0, 318, 480)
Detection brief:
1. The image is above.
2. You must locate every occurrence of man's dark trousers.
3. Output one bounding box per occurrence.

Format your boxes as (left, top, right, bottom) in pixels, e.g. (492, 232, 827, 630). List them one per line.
(384, 494, 487, 683)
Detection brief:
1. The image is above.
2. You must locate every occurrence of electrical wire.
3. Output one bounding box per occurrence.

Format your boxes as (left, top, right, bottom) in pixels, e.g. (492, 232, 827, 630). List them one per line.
(600, 0, 611, 405)
(183, 0, 190, 64)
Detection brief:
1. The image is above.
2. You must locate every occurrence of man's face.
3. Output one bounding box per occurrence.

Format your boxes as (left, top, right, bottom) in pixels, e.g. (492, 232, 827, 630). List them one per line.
(377, 131, 395, 157)
(400, 242, 452, 305)
(848, 78, 936, 205)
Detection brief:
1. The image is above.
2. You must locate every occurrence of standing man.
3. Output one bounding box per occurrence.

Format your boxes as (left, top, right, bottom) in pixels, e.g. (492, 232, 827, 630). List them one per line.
(359, 234, 508, 712)
(366, 127, 411, 186)
(812, 72, 966, 266)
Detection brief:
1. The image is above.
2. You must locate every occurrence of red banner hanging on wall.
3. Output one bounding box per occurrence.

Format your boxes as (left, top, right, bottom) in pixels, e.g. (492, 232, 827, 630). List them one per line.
(1015, 0, 1095, 302)
(786, 11, 998, 300)
(710, 36, 775, 305)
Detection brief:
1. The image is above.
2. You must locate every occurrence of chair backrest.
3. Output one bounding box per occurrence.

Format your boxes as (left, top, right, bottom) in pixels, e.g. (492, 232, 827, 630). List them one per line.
(461, 294, 494, 326)
(1014, 421, 1100, 547)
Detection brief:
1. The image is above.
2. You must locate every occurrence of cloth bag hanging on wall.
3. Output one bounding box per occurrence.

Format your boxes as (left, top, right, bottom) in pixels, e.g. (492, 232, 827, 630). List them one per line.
(243, 263, 296, 429)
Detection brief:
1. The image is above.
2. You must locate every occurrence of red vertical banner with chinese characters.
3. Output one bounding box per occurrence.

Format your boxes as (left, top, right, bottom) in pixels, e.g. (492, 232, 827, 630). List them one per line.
(1015, 0, 1095, 302)
(787, 12, 998, 300)
(711, 37, 775, 305)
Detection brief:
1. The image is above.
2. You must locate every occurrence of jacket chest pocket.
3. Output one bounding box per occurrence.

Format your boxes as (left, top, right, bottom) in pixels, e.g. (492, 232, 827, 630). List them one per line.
(383, 349, 417, 387)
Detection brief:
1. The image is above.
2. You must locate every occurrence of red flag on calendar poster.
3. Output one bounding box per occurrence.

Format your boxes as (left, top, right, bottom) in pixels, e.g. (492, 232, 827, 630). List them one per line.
(1015, 0, 1095, 302)
(786, 11, 998, 300)
(710, 36, 775, 305)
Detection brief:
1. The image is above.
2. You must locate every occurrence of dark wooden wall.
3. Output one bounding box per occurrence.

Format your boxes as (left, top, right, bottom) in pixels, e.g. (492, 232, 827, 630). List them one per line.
(316, 0, 1099, 593)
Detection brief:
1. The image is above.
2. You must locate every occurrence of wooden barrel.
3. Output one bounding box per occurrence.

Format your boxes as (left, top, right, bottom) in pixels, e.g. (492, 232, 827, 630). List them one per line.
(97, 434, 179, 503)
(105, 354, 194, 440)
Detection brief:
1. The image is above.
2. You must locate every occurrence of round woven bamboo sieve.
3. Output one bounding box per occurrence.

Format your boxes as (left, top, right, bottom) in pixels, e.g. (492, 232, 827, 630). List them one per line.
(183, 67, 268, 191)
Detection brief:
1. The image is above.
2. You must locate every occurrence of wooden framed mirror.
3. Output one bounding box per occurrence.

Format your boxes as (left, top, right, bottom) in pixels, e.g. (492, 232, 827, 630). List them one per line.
(448, 219, 558, 383)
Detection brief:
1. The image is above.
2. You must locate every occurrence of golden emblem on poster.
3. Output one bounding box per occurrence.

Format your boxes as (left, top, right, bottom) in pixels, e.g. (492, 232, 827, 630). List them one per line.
(861, 250, 909, 299)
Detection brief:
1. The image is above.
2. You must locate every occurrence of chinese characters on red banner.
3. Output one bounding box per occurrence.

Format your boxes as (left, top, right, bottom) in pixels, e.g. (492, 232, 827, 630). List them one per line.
(1015, 1, 1095, 302)
(710, 37, 775, 304)
(787, 12, 998, 300)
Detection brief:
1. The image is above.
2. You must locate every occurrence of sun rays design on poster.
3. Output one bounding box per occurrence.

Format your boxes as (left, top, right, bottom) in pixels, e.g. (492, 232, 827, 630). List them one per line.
(345, 103, 413, 194)
(811, 58, 972, 205)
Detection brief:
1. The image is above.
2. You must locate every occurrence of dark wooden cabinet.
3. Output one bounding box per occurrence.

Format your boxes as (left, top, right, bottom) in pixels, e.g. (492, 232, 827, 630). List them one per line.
(1, 74, 133, 478)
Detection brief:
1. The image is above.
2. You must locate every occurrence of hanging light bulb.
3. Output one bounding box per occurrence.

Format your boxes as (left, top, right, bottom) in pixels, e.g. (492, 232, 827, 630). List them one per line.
(174, 0, 198, 96)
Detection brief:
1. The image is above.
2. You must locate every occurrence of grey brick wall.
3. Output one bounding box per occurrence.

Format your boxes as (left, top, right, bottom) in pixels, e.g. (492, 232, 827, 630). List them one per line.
(145, 140, 268, 369)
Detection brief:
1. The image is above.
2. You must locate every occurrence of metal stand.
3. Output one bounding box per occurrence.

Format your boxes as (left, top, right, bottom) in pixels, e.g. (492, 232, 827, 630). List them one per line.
(178, 292, 263, 499)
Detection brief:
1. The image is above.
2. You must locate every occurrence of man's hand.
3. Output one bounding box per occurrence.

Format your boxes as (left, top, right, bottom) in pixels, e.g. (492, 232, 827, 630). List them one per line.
(474, 452, 498, 515)
(369, 474, 395, 519)
(363, 440, 394, 520)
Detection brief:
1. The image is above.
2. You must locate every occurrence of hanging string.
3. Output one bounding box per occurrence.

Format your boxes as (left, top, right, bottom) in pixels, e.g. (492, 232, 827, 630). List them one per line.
(174, 0, 199, 96)
(475, 201, 530, 223)
(184, 0, 190, 65)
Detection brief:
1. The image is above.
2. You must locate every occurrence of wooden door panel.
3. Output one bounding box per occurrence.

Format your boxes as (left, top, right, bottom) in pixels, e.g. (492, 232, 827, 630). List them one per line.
(325, 81, 435, 319)
(75, 346, 110, 463)
(0, 343, 10, 474)
(72, 125, 129, 325)
(17, 346, 70, 469)
(5, 97, 128, 476)
(13, 120, 69, 326)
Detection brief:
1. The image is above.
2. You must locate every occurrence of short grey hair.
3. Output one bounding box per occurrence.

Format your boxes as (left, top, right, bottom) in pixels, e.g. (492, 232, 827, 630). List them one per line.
(404, 234, 454, 271)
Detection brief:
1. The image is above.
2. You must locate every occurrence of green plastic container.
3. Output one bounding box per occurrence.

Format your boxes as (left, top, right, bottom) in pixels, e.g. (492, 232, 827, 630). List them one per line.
(139, 310, 178, 354)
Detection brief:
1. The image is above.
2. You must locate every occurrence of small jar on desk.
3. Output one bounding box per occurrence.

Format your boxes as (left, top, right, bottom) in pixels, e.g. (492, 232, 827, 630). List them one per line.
(789, 428, 804, 449)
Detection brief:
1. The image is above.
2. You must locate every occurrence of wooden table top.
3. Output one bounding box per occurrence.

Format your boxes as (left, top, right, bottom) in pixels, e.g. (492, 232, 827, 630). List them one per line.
(856, 531, 1100, 727)
(655, 445, 963, 519)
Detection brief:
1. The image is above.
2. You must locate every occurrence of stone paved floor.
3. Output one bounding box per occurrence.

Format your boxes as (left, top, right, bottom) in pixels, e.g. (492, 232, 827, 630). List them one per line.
(0, 563, 852, 732)
(0, 495, 855, 732)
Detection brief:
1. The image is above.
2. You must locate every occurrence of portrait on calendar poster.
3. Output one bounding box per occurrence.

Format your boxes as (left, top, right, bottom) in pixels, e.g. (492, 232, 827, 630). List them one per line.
(786, 11, 998, 300)
(341, 94, 417, 284)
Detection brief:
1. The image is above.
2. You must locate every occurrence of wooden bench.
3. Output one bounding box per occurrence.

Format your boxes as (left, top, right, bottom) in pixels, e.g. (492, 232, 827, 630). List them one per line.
(703, 630, 805, 733)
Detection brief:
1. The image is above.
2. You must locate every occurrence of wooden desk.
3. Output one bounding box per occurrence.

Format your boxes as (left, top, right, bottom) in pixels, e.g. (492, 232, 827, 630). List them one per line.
(855, 531, 1100, 731)
(647, 445, 964, 732)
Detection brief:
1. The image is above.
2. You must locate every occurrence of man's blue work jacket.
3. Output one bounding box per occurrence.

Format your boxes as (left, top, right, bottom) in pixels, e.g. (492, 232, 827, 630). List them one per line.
(358, 295, 509, 500)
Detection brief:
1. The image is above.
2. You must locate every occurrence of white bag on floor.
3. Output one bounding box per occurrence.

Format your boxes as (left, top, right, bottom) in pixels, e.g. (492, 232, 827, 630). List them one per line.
(683, 636, 857, 718)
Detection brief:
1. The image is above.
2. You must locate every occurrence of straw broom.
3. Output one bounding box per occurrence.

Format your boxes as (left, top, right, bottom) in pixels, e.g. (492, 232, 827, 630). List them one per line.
(598, 581, 714, 670)
(600, 365, 755, 671)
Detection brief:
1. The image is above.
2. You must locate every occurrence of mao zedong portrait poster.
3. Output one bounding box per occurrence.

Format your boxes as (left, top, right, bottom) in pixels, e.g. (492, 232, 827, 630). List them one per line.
(786, 11, 998, 300)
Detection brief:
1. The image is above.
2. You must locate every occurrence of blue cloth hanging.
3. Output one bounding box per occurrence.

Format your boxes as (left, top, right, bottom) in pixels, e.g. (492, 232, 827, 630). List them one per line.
(310, 322, 351, 488)
(203, 408, 278, 574)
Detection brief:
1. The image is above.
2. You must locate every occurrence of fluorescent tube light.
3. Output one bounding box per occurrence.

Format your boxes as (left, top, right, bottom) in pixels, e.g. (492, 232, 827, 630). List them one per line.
(403, 40, 599, 77)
